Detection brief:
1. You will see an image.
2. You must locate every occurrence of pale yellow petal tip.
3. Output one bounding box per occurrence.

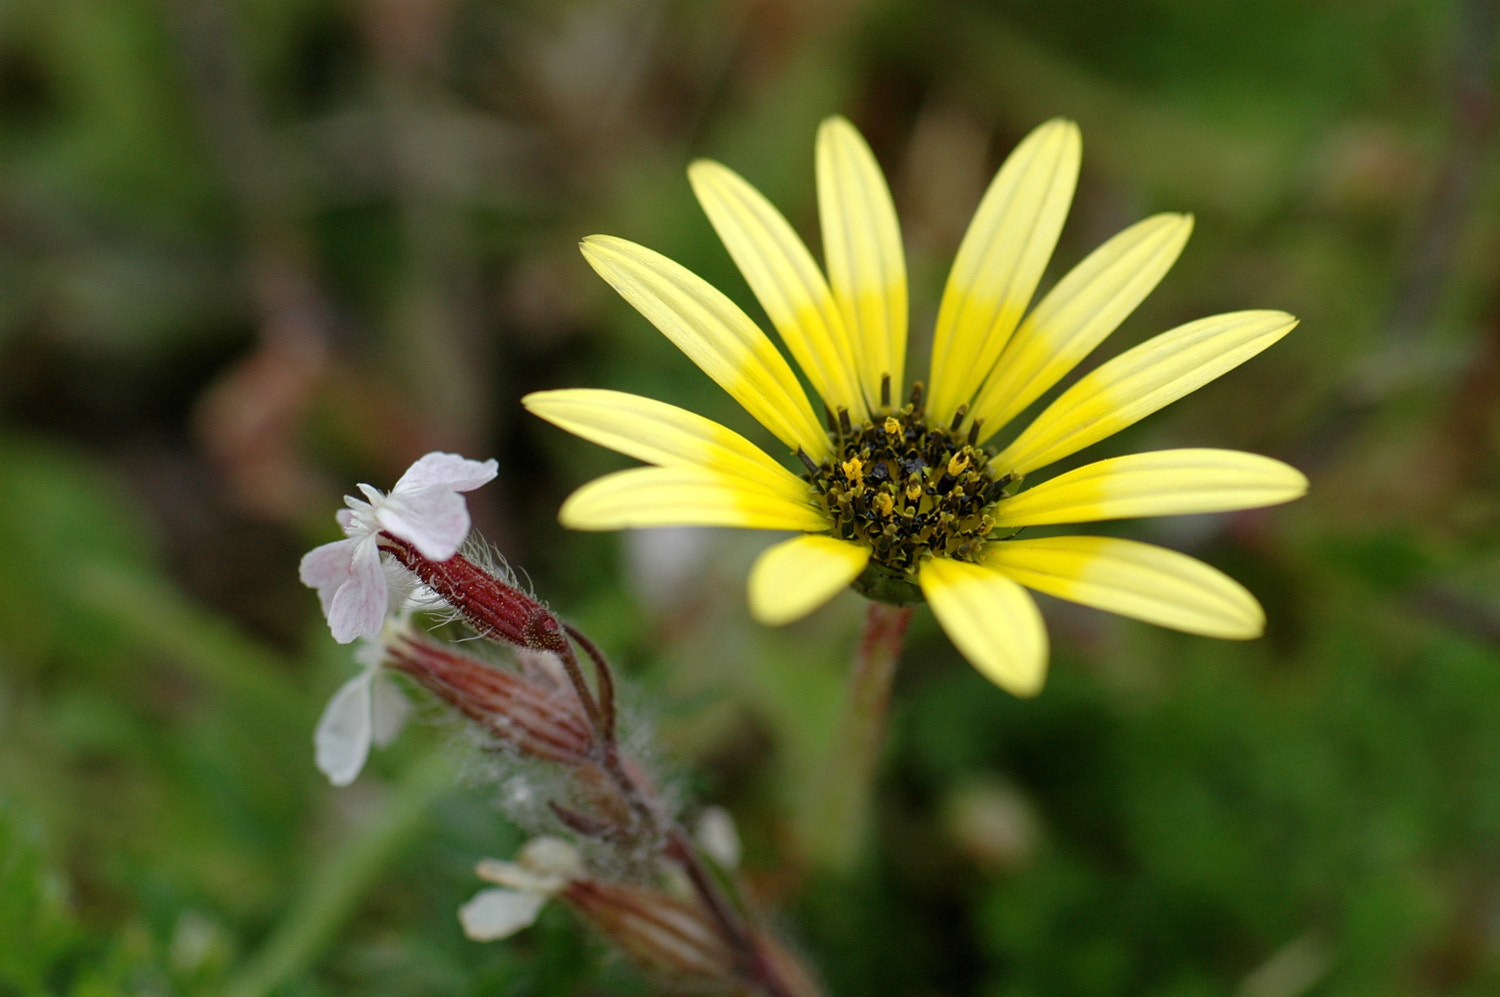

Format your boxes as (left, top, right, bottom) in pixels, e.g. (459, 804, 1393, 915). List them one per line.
(984, 656, 1049, 698)
(520, 388, 594, 425)
(1283, 464, 1312, 501)
(817, 115, 858, 140)
(577, 234, 624, 268)
(960, 634, 1049, 698)
(519, 389, 559, 413)
(1244, 309, 1299, 332)
(686, 158, 728, 186)
(919, 558, 1051, 699)
(747, 535, 870, 626)
(1153, 211, 1195, 242)
(1033, 117, 1082, 145)
(1222, 599, 1267, 640)
(556, 491, 610, 531)
(579, 233, 649, 260)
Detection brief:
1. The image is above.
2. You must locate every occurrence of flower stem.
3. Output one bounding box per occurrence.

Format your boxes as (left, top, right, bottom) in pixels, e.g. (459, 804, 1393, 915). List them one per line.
(804, 602, 914, 871)
(555, 626, 821, 997)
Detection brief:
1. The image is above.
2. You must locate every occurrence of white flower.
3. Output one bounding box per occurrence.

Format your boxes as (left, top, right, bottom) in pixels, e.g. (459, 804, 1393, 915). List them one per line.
(459, 837, 583, 941)
(313, 636, 413, 786)
(300, 452, 499, 643)
(694, 806, 742, 870)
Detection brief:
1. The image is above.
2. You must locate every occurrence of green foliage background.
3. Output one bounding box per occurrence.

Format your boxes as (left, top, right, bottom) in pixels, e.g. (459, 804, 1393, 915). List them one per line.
(2, 0, 1499, 994)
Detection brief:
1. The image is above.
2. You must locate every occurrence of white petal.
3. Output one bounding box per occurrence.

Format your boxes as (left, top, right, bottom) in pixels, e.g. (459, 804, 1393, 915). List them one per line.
(695, 807, 742, 870)
(376, 486, 472, 561)
(475, 858, 565, 894)
(314, 671, 375, 786)
(393, 452, 499, 494)
(299, 538, 356, 616)
(369, 672, 411, 748)
(326, 535, 389, 643)
(459, 888, 548, 941)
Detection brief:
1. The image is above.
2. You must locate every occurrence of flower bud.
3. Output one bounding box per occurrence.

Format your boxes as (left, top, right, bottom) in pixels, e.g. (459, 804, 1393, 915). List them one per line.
(385, 630, 595, 763)
(561, 879, 736, 982)
(378, 535, 570, 655)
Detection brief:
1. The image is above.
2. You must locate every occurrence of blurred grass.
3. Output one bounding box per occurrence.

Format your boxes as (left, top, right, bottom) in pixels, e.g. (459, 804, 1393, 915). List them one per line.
(2, 0, 1500, 994)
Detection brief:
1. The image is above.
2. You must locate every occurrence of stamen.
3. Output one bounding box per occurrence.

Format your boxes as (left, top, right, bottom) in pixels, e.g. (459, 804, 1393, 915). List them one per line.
(796, 448, 820, 477)
(909, 382, 924, 411)
(812, 404, 1002, 573)
(949, 404, 969, 434)
(880, 373, 891, 407)
(967, 419, 982, 446)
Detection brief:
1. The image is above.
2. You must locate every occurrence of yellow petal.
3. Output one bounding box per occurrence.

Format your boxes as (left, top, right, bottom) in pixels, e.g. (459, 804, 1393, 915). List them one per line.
(522, 388, 806, 498)
(748, 535, 871, 626)
(928, 119, 1081, 425)
(970, 213, 1194, 440)
(559, 467, 828, 532)
(581, 235, 830, 461)
(816, 116, 907, 407)
(990, 448, 1308, 527)
(984, 536, 1264, 639)
(688, 160, 866, 420)
(994, 310, 1298, 477)
(918, 557, 1049, 697)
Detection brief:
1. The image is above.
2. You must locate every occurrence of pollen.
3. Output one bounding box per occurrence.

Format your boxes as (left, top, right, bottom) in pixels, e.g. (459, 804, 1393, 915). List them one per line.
(801, 384, 1018, 576)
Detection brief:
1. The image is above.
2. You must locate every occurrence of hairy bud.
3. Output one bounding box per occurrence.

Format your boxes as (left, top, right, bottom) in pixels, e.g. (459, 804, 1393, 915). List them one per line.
(379, 535, 570, 655)
(562, 879, 736, 982)
(386, 630, 595, 763)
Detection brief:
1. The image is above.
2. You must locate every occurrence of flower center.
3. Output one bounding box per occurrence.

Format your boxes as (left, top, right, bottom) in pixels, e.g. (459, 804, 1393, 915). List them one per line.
(799, 383, 1017, 602)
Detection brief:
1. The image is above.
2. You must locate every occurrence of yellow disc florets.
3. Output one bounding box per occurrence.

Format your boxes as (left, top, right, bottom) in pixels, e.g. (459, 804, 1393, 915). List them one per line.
(798, 382, 1018, 602)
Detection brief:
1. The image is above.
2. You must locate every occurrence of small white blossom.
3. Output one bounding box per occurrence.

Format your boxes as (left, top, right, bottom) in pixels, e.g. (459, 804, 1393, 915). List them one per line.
(459, 837, 583, 942)
(300, 452, 498, 643)
(313, 636, 412, 786)
(694, 806, 742, 870)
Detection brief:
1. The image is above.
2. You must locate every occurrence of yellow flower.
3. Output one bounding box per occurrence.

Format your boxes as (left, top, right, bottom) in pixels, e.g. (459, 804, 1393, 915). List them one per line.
(525, 117, 1305, 696)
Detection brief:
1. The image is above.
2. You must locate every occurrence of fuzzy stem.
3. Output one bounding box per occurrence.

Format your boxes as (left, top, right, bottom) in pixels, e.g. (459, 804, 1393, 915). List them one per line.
(589, 704, 815, 995)
(564, 622, 617, 742)
(377, 535, 819, 995)
(562, 640, 814, 996)
(803, 602, 914, 871)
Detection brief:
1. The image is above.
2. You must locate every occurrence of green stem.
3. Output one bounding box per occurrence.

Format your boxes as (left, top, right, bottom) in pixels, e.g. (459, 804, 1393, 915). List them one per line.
(803, 602, 914, 871)
(221, 749, 454, 997)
